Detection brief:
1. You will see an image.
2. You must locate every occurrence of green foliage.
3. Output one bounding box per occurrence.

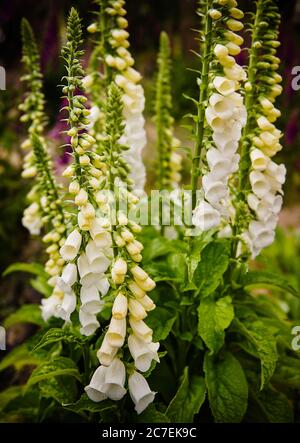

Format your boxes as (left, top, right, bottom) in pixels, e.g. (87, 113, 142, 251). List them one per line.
(166, 367, 206, 423)
(193, 240, 230, 296)
(32, 328, 87, 352)
(26, 357, 82, 388)
(198, 295, 234, 354)
(240, 270, 299, 298)
(3, 304, 45, 328)
(204, 352, 248, 423)
(234, 319, 278, 389)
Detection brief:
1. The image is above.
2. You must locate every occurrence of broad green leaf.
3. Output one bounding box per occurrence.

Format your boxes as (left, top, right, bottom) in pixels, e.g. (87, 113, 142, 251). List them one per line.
(198, 295, 234, 353)
(0, 343, 44, 372)
(272, 356, 300, 389)
(0, 386, 24, 409)
(26, 357, 82, 388)
(64, 393, 116, 415)
(146, 307, 177, 342)
(166, 367, 206, 422)
(39, 376, 78, 405)
(32, 328, 87, 352)
(4, 304, 45, 328)
(240, 271, 299, 298)
(246, 372, 293, 423)
(188, 230, 215, 279)
(193, 241, 230, 297)
(234, 319, 278, 389)
(204, 351, 248, 423)
(136, 404, 170, 423)
(3, 262, 48, 278)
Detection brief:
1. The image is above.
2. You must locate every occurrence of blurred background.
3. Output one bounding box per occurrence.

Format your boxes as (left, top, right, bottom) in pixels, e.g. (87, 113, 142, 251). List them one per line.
(1, 0, 300, 343)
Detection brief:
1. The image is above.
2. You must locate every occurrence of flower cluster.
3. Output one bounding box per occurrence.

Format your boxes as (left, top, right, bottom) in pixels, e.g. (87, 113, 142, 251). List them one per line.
(20, 19, 48, 235)
(192, 0, 247, 233)
(85, 84, 158, 414)
(238, 0, 285, 257)
(86, 0, 146, 193)
(154, 31, 182, 190)
(41, 9, 112, 331)
(20, 19, 67, 282)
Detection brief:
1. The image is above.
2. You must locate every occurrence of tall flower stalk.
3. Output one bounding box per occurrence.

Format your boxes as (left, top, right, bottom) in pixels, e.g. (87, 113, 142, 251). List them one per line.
(20, 19, 66, 284)
(85, 84, 159, 414)
(235, 0, 284, 258)
(191, 0, 247, 233)
(41, 8, 112, 331)
(153, 32, 182, 191)
(85, 0, 147, 193)
(20, 18, 48, 235)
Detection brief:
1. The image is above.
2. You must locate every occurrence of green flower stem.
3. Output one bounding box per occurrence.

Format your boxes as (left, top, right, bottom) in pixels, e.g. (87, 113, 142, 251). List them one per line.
(238, 0, 264, 194)
(191, 0, 213, 210)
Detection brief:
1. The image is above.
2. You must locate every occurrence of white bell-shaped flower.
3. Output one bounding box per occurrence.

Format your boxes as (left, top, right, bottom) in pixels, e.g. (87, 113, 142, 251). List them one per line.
(85, 366, 108, 402)
(56, 263, 77, 293)
(205, 107, 226, 133)
(106, 317, 127, 347)
(209, 94, 234, 119)
(128, 334, 159, 372)
(90, 219, 112, 248)
(249, 171, 271, 198)
(97, 335, 118, 366)
(192, 201, 221, 231)
(80, 285, 103, 314)
(57, 291, 77, 322)
(129, 317, 153, 343)
(101, 358, 127, 401)
(112, 293, 128, 320)
(202, 174, 228, 204)
(213, 76, 236, 96)
(86, 240, 110, 274)
(206, 148, 231, 179)
(41, 294, 62, 321)
(95, 277, 110, 296)
(79, 309, 100, 336)
(128, 371, 156, 414)
(250, 148, 269, 171)
(60, 229, 82, 261)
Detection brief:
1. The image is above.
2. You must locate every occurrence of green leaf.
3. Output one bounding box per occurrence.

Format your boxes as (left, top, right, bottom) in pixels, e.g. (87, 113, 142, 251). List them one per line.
(146, 306, 177, 342)
(272, 356, 300, 389)
(136, 404, 170, 423)
(4, 304, 45, 328)
(204, 351, 248, 423)
(234, 319, 278, 389)
(64, 393, 116, 415)
(193, 241, 230, 297)
(240, 271, 299, 298)
(32, 328, 87, 352)
(29, 277, 52, 297)
(0, 343, 44, 372)
(39, 376, 78, 405)
(0, 386, 24, 409)
(166, 367, 206, 422)
(246, 372, 293, 423)
(188, 230, 215, 279)
(198, 295, 234, 353)
(3, 262, 48, 278)
(26, 357, 82, 388)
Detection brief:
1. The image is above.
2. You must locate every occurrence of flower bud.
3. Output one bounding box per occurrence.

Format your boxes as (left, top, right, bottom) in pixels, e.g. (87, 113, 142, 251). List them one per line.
(112, 293, 128, 319)
(69, 181, 80, 195)
(75, 188, 88, 206)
